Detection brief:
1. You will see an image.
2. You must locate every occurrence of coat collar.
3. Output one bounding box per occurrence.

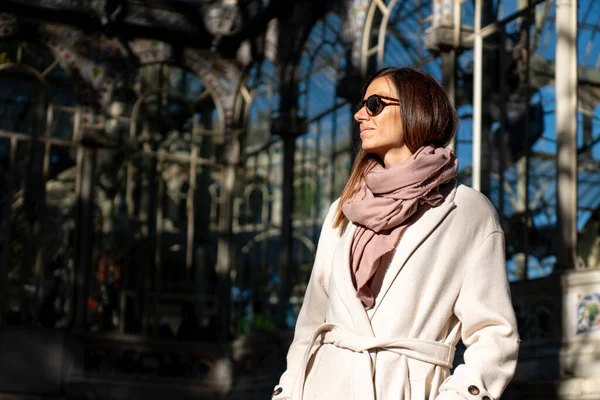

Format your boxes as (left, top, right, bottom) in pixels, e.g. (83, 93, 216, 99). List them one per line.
(332, 182, 458, 327)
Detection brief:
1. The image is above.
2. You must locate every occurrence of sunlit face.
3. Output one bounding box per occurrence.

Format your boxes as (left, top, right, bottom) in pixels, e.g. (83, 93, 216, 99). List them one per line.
(354, 77, 413, 167)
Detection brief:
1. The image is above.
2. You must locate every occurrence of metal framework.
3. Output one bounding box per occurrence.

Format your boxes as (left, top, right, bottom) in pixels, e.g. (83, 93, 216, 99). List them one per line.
(228, 12, 353, 335)
(0, 0, 597, 328)
(0, 2, 599, 396)
(0, 39, 78, 328)
(232, 59, 281, 335)
(106, 62, 224, 335)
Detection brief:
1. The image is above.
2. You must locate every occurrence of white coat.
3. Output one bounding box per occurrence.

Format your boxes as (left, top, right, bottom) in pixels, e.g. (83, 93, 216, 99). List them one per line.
(273, 183, 519, 400)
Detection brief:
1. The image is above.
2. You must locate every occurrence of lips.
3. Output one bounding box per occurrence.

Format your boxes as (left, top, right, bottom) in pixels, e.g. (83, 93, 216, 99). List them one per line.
(360, 128, 374, 136)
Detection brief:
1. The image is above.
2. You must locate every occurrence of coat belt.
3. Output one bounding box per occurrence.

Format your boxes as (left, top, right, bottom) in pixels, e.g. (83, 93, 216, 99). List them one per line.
(292, 323, 456, 400)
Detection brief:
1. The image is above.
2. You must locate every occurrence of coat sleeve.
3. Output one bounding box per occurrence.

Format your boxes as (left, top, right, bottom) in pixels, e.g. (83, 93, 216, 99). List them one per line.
(272, 200, 341, 400)
(436, 231, 520, 400)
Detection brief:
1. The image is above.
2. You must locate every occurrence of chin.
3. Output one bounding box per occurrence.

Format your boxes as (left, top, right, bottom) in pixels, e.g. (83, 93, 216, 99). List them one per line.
(361, 143, 375, 154)
(361, 144, 384, 159)
(360, 139, 377, 151)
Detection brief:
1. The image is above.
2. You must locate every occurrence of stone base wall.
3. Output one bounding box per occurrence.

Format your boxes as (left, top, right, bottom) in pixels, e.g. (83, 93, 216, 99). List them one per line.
(507, 269, 600, 399)
(2, 269, 600, 400)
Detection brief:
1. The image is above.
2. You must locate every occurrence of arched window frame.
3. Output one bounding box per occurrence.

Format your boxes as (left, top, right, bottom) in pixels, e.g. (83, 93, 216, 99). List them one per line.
(0, 38, 79, 327)
(104, 61, 223, 334)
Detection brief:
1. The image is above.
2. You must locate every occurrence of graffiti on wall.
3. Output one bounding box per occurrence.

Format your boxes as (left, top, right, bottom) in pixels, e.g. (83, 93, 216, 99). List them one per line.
(577, 292, 600, 334)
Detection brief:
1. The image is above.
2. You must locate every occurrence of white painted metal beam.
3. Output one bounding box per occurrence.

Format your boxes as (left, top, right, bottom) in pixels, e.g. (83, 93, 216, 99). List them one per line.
(472, 0, 483, 191)
(555, 0, 578, 270)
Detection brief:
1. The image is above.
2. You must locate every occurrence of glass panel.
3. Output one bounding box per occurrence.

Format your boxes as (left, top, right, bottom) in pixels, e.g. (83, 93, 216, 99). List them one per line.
(576, 0, 600, 270)
(420, 57, 442, 80)
(231, 58, 281, 336)
(98, 63, 221, 337)
(232, 140, 281, 335)
(0, 42, 67, 326)
(37, 145, 76, 328)
(461, 0, 475, 29)
(168, 68, 206, 101)
(272, 12, 351, 332)
(245, 61, 277, 152)
(384, 0, 434, 68)
(5, 139, 42, 323)
(499, 5, 556, 280)
(455, 47, 474, 186)
(496, 0, 521, 20)
(577, 0, 600, 69)
(51, 109, 75, 139)
(19, 41, 56, 72)
(0, 68, 49, 134)
(48, 64, 77, 108)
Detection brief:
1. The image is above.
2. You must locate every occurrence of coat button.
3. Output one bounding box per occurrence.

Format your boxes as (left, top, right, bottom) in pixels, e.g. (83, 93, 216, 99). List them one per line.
(272, 386, 283, 396)
(468, 385, 480, 395)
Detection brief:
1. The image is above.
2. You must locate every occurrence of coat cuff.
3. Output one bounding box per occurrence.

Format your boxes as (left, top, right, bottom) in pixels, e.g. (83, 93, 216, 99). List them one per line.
(271, 385, 291, 400)
(439, 374, 496, 400)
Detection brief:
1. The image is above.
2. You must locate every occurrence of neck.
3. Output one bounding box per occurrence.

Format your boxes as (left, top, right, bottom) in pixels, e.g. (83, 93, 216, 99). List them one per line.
(382, 147, 414, 168)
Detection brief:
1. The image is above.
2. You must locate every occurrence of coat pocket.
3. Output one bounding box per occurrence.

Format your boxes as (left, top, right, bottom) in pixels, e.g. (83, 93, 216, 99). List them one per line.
(409, 378, 426, 400)
(302, 344, 354, 399)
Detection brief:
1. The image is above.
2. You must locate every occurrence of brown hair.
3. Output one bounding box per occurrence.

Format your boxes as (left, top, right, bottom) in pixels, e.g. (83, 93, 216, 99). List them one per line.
(332, 67, 458, 229)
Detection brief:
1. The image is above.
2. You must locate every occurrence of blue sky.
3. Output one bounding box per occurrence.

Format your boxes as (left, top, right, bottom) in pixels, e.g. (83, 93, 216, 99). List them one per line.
(244, 0, 600, 277)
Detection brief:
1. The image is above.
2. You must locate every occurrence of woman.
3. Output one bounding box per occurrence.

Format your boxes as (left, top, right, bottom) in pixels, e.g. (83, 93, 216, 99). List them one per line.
(272, 67, 519, 400)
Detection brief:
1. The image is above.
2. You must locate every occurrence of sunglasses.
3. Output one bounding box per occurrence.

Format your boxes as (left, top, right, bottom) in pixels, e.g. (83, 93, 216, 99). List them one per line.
(356, 94, 400, 116)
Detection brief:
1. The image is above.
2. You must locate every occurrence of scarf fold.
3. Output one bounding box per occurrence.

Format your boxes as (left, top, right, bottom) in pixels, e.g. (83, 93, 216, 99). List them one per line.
(341, 145, 458, 309)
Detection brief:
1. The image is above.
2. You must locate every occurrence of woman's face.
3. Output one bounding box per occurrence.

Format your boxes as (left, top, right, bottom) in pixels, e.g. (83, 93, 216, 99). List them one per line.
(354, 77, 413, 167)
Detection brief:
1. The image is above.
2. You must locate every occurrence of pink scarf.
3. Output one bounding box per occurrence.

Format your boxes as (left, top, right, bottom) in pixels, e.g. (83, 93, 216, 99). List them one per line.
(341, 145, 458, 309)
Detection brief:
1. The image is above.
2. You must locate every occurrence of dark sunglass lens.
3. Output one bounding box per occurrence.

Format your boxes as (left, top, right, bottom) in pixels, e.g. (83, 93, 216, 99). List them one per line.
(366, 96, 382, 115)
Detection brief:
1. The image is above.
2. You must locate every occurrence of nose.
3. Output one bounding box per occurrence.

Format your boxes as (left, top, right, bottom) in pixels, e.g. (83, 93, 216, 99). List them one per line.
(354, 105, 369, 123)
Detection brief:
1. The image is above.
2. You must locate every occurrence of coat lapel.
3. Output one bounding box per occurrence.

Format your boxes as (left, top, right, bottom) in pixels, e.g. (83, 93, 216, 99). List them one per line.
(329, 183, 458, 332)
(369, 186, 457, 319)
(331, 222, 375, 337)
